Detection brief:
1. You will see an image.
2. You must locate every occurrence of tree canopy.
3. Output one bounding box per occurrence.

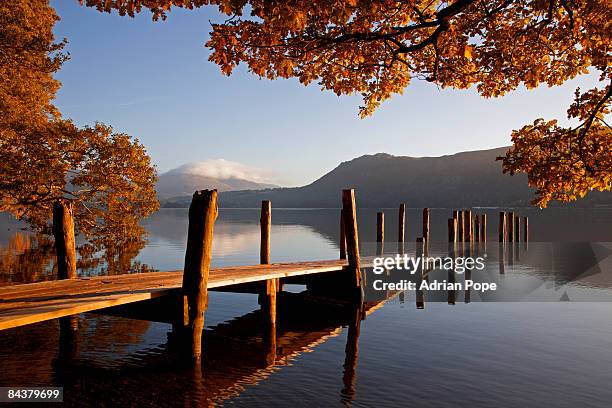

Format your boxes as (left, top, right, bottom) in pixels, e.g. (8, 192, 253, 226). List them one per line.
(0, 1, 158, 251)
(80, 0, 611, 207)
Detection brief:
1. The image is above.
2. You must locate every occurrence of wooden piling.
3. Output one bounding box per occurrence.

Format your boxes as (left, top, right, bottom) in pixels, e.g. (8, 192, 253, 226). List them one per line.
(342, 189, 364, 302)
(398, 204, 405, 244)
(260, 200, 271, 264)
(514, 215, 521, 243)
(465, 210, 473, 242)
(422, 208, 430, 244)
(448, 218, 457, 243)
(508, 211, 515, 242)
(481, 214, 487, 243)
(52, 200, 77, 280)
(182, 190, 218, 361)
(376, 212, 384, 243)
(340, 209, 347, 260)
(475, 215, 480, 242)
(499, 212, 506, 242)
(457, 210, 464, 242)
(523, 216, 529, 242)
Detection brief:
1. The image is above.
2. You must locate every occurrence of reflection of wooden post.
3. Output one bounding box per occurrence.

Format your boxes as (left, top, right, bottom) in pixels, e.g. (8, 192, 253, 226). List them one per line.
(464, 270, 472, 304)
(341, 304, 363, 404)
(499, 212, 506, 242)
(475, 215, 480, 242)
(53, 200, 77, 279)
(340, 209, 347, 260)
(481, 214, 487, 243)
(422, 208, 430, 244)
(342, 190, 364, 302)
(376, 212, 384, 255)
(260, 201, 271, 264)
(398, 204, 405, 244)
(416, 237, 426, 309)
(523, 216, 529, 242)
(182, 190, 218, 361)
(58, 315, 79, 360)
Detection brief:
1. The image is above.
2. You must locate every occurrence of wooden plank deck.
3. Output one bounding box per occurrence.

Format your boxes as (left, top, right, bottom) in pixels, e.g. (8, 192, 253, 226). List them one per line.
(0, 258, 373, 331)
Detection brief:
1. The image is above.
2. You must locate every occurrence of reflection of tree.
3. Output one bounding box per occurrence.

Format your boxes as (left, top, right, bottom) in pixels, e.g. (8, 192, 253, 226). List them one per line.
(78, 238, 155, 277)
(0, 233, 55, 284)
(0, 232, 155, 284)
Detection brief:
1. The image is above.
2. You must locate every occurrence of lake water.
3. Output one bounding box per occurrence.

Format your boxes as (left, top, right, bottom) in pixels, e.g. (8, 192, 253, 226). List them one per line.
(1, 208, 612, 407)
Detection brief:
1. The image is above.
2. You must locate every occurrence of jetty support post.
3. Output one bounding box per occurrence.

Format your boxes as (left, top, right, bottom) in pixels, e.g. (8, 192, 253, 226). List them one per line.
(499, 212, 507, 243)
(260, 200, 278, 329)
(53, 200, 77, 280)
(341, 189, 364, 303)
(340, 209, 347, 259)
(376, 211, 384, 256)
(508, 211, 515, 242)
(466, 210, 473, 243)
(182, 190, 218, 361)
(523, 216, 529, 243)
(514, 215, 521, 243)
(481, 214, 487, 243)
(422, 208, 430, 245)
(475, 215, 480, 243)
(457, 210, 464, 242)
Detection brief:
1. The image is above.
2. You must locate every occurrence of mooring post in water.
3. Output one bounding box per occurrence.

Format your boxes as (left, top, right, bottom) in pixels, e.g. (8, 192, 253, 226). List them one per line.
(398, 204, 405, 244)
(422, 208, 430, 244)
(514, 215, 521, 243)
(340, 209, 347, 260)
(342, 189, 364, 302)
(52, 200, 77, 280)
(481, 214, 487, 243)
(523, 216, 529, 243)
(448, 218, 457, 243)
(182, 190, 218, 361)
(260, 200, 271, 264)
(466, 210, 473, 243)
(475, 215, 480, 243)
(376, 211, 384, 256)
(499, 212, 507, 242)
(260, 200, 279, 321)
(457, 210, 464, 242)
(508, 211, 515, 242)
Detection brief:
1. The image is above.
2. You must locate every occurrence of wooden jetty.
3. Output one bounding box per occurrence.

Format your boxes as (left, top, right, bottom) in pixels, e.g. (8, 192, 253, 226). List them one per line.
(0, 259, 373, 331)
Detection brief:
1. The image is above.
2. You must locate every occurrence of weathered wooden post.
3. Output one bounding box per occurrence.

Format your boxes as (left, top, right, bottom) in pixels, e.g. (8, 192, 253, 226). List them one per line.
(376, 211, 384, 255)
(514, 215, 521, 243)
(340, 209, 347, 260)
(466, 210, 473, 242)
(342, 189, 364, 302)
(182, 190, 218, 361)
(523, 216, 529, 242)
(448, 218, 457, 243)
(508, 211, 515, 242)
(499, 212, 507, 242)
(457, 210, 464, 242)
(260, 200, 279, 320)
(398, 204, 405, 244)
(260, 200, 271, 264)
(475, 215, 480, 243)
(52, 200, 77, 279)
(422, 208, 430, 244)
(481, 214, 487, 243)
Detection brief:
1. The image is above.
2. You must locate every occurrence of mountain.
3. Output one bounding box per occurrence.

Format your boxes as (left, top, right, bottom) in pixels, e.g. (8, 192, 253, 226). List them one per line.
(156, 161, 277, 200)
(160, 147, 612, 208)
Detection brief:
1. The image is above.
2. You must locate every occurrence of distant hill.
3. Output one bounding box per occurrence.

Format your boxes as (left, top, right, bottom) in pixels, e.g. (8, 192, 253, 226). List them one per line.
(160, 147, 612, 208)
(156, 162, 277, 200)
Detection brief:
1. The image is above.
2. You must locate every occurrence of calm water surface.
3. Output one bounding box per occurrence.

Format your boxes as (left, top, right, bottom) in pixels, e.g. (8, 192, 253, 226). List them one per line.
(1, 208, 611, 407)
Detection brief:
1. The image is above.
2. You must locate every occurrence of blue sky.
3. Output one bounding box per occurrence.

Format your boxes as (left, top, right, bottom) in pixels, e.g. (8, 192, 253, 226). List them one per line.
(51, 1, 600, 186)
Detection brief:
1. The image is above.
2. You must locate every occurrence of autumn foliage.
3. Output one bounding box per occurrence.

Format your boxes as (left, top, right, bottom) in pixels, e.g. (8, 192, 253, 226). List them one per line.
(80, 0, 611, 207)
(0, 1, 158, 251)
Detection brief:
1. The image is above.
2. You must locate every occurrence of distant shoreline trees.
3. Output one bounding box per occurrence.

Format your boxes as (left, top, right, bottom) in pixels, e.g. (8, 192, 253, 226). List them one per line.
(80, 0, 610, 207)
(0, 1, 158, 273)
